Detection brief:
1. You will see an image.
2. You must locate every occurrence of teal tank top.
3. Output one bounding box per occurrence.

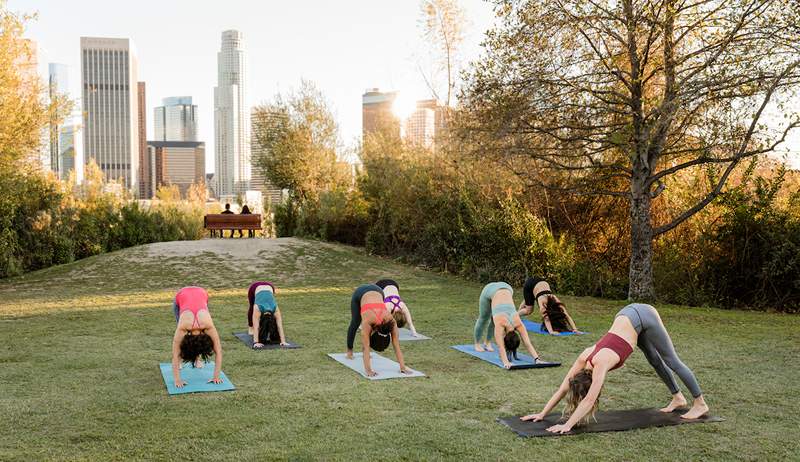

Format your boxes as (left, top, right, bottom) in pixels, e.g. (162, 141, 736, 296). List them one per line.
(254, 291, 277, 314)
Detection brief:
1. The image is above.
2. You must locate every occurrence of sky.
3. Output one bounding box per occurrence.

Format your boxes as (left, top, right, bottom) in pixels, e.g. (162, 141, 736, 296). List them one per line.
(15, 0, 497, 173)
(13, 0, 800, 171)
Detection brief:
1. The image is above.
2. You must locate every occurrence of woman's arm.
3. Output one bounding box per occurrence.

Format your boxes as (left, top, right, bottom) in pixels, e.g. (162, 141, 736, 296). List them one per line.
(361, 324, 375, 376)
(565, 312, 579, 332)
(539, 303, 557, 335)
(516, 321, 540, 360)
(522, 352, 589, 421)
(391, 321, 407, 372)
(494, 320, 512, 369)
(275, 308, 287, 345)
(207, 326, 223, 384)
(549, 366, 608, 433)
(400, 302, 417, 335)
(171, 328, 186, 387)
(251, 306, 262, 346)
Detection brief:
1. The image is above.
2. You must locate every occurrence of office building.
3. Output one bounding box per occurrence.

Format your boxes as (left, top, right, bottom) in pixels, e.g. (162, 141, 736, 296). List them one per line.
(57, 118, 84, 182)
(147, 141, 205, 196)
(137, 82, 151, 198)
(48, 63, 69, 175)
(214, 30, 251, 197)
(80, 37, 139, 190)
(154, 96, 198, 142)
(362, 88, 400, 139)
(250, 107, 286, 205)
(404, 107, 436, 149)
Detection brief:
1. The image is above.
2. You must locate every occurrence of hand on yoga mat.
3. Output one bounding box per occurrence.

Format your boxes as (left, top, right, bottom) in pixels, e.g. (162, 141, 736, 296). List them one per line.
(175, 379, 188, 388)
(546, 424, 572, 434)
(280, 342, 289, 347)
(502, 360, 513, 369)
(253, 342, 265, 349)
(365, 369, 377, 377)
(521, 413, 545, 422)
(208, 376, 223, 384)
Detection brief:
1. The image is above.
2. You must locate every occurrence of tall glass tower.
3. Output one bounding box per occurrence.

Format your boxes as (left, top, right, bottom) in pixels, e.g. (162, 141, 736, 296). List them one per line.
(214, 30, 251, 197)
(80, 37, 139, 191)
(154, 96, 198, 142)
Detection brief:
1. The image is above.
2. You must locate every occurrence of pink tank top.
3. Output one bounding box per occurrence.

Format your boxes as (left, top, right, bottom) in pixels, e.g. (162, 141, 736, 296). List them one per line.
(175, 287, 209, 328)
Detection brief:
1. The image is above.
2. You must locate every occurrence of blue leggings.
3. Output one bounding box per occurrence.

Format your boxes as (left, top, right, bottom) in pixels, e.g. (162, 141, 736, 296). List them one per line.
(618, 303, 703, 398)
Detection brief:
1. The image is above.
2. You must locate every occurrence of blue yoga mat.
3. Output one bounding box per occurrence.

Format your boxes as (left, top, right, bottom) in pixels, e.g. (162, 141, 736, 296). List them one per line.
(522, 320, 585, 336)
(159, 362, 236, 395)
(451, 344, 560, 370)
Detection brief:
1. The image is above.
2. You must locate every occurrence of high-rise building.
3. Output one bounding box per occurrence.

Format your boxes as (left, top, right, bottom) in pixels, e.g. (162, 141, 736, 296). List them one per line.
(154, 96, 198, 142)
(80, 37, 139, 191)
(58, 118, 84, 182)
(362, 88, 400, 139)
(147, 141, 205, 196)
(214, 30, 251, 198)
(48, 63, 69, 175)
(250, 107, 286, 205)
(137, 82, 150, 198)
(404, 107, 436, 149)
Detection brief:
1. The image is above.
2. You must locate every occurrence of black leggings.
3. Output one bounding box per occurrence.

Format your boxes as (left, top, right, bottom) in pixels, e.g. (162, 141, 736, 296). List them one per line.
(347, 284, 384, 350)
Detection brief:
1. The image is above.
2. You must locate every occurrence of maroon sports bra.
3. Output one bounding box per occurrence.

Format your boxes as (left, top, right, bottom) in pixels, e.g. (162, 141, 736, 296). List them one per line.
(586, 332, 634, 370)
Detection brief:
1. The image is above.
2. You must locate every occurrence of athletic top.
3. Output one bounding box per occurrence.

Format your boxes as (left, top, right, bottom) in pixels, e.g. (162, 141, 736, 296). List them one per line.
(523, 277, 546, 305)
(375, 279, 399, 290)
(360, 302, 386, 323)
(384, 295, 403, 312)
(175, 286, 209, 328)
(587, 333, 633, 370)
(254, 290, 277, 314)
(492, 303, 517, 326)
(248, 281, 275, 304)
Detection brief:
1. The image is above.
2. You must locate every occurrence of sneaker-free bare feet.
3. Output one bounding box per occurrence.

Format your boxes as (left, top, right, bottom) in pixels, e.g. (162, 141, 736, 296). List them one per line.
(485, 343, 495, 352)
(474, 343, 486, 352)
(660, 393, 688, 412)
(681, 397, 709, 419)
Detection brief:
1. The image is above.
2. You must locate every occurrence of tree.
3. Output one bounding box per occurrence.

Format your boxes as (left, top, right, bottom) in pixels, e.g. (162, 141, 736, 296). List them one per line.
(460, 0, 800, 300)
(252, 80, 346, 201)
(418, 0, 467, 107)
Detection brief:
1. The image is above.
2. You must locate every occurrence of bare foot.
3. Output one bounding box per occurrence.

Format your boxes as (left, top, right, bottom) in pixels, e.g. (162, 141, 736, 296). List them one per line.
(681, 399, 709, 420)
(474, 343, 485, 352)
(660, 394, 688, 413)
(485, 343, 495, 352)
(194, 359, 205, 368)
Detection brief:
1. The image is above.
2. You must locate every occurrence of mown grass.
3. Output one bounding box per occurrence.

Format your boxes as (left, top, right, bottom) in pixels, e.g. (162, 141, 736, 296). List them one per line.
(0, 238, 798, 461)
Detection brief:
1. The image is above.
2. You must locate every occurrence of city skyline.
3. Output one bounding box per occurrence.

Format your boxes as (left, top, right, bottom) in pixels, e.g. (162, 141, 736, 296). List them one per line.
(13, 0, 800, 170)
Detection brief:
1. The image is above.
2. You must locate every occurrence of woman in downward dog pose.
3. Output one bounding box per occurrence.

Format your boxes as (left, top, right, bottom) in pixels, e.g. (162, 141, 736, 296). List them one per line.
(171, 286, 223, 387)
(246, 281, 288, 348)
(518, 277, 581, 335)
(346, 283, 409, 377)
(474, 282, 543, 369)
(375, 278, 418, 337)
(522, 303, 709, 433)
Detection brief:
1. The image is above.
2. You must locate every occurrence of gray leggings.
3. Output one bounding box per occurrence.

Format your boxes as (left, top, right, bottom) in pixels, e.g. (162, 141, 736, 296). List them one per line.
(617, 304, 703, 398)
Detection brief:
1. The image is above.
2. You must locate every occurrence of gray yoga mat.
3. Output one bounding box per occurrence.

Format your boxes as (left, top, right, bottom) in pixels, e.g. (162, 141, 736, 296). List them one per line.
(398, 328, 431, 341)
(233, 332, 301, 349)
(328, 352, 425, 380)
(498, 408, 723, 437)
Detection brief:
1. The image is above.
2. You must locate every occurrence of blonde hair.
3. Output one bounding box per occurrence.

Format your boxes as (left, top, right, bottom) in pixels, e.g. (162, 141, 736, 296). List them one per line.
(564, 370, 600, 426)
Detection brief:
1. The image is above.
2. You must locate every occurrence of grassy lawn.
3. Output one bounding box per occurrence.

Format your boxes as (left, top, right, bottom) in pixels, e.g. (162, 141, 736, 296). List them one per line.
(0, 238, 798, 461)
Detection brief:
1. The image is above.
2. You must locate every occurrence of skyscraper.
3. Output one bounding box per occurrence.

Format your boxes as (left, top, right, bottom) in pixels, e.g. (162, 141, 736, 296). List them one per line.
(214, 30, 251, 197)
(147, 141, 206, 197)
(404, 107, 436, 149)
(250, 107, 286, 205)
(137, 82, 150, 198)
(154, 96, 198, 142)
(48, 63, 69, 175)
(362, 88, 400, 139)
(58, 119, 84, 182)
(80, 37, 139, 191)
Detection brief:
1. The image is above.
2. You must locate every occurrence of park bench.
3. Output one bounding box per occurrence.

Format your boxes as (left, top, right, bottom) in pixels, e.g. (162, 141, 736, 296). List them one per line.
(204, 214, 262, 238)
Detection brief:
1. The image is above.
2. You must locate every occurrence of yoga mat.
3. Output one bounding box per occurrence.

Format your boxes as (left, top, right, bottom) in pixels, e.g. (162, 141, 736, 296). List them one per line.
(398, 328, 431, 341)
(522, 320, 585, 336)
(159, 362, 235, 395)
(233, 332, 301, 349)
(328, 352, 426, 380)
(498, 408, 724, 437)
(451, 344, 560, 369)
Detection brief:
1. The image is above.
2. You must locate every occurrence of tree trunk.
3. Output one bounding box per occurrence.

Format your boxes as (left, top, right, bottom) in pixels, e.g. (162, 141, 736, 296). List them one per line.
(628, 184, 656, 301)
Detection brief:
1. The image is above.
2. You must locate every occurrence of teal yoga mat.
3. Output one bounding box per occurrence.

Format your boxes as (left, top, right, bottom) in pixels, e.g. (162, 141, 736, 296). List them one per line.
(159, 362, 235, 395)
(451, 344, 560, 369)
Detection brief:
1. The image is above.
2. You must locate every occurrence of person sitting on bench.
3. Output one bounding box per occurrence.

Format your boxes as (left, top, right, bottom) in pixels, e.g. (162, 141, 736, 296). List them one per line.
(518, 277, 581, 334)
(375, 278, 418, 337)
(346, 284, 409, 377)
(246, 281, 287, 348)
(521, 303, 709, 433)
(171, 286, 223, 387)
(239, 205, 254, 238)
(474, 282, 543, 368)
(221, 203, 234, 238)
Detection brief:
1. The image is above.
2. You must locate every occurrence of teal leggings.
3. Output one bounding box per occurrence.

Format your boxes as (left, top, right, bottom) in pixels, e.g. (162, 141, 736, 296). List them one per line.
(473, 282, 514, 343)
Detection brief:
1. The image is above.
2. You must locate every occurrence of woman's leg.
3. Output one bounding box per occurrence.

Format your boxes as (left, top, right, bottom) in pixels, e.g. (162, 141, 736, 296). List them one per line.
(347, 287, 364, 351)
(474, 284, 494, 349)
(173, 300, 180, 323)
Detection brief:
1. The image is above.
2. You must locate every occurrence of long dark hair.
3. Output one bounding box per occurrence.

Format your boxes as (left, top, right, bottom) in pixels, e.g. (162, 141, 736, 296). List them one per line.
(543, 296, 569, 331)
(369, 322, 393, 351)
(258, 312, 280, 344)
(179, 332, 214, 366)
(504, 331, 520, 361)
